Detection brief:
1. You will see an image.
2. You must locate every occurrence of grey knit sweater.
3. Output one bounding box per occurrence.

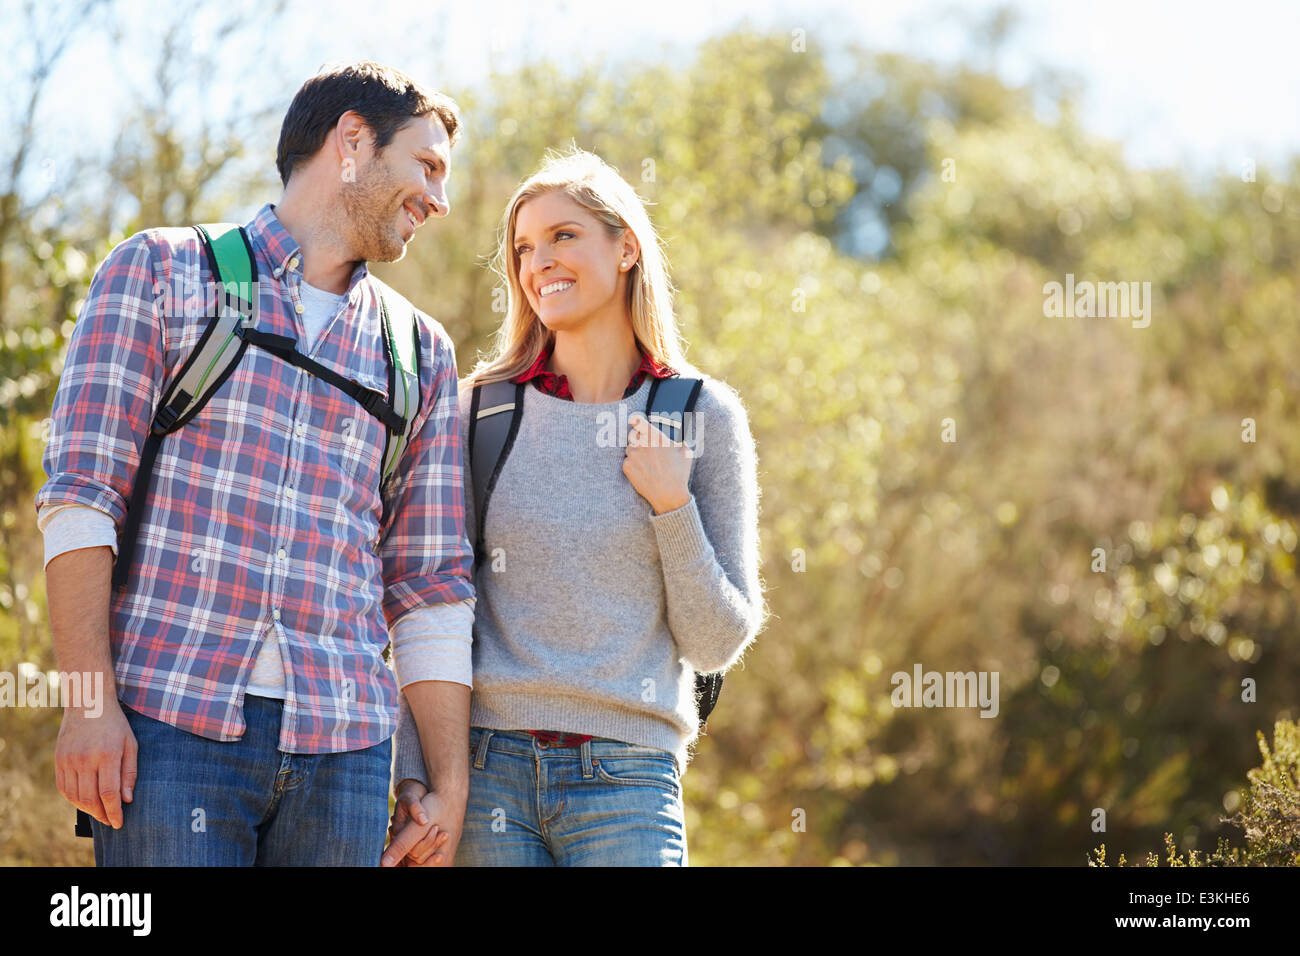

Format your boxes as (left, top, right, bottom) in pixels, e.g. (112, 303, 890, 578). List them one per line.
(393, 371, 764, 781)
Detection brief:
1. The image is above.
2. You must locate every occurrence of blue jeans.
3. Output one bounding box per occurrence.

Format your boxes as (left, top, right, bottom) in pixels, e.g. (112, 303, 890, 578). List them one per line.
(91, 696, 391, 866)
(455, 727, 688, 866)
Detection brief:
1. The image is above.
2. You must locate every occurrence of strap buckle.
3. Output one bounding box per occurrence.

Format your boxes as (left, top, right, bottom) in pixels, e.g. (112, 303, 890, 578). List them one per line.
(357, 385, 404, 433)
(357, 385, 385, 415)
(151, 399, 186, 435)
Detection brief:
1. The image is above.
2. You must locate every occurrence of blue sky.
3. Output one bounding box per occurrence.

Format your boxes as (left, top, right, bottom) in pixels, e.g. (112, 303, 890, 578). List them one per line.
(19, 0, 1300, 195)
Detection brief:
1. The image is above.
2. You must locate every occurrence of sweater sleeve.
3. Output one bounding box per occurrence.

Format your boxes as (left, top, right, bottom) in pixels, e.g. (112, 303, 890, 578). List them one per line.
(393, 687, 430, 789)
(648, 377, 767, 674)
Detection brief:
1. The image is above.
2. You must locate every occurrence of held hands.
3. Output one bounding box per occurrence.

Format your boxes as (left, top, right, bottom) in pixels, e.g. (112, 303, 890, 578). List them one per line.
(622, 413, 693, 515)
(382, 778, 463, 867)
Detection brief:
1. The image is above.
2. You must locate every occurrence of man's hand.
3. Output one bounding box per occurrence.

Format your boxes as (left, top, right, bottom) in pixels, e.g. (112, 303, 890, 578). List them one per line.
(382, 778, 464, 867)
(46, 545, 127, 828)
(55, 699, 137, 829)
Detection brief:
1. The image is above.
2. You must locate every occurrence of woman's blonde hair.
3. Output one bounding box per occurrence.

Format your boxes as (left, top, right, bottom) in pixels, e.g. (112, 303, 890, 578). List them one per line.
(465, 144, 689, 387)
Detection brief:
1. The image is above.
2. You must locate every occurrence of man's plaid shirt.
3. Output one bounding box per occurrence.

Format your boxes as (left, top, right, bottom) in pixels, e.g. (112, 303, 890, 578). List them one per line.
(36, 203, 475, 753)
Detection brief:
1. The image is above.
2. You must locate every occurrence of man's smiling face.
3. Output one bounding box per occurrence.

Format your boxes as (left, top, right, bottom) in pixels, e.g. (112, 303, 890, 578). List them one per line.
(342, 111, 452, 263)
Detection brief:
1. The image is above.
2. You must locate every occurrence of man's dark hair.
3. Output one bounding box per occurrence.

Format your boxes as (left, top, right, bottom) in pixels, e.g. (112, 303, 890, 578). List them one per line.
(276, 61, 462, 186)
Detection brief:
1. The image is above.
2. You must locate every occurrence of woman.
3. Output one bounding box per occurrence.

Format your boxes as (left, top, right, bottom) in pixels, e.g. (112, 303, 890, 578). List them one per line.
(387, 146, 765, 866)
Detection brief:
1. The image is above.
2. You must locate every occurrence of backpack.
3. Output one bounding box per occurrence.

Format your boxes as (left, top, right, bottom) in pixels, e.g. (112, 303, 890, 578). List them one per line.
(110, 223, 422, 592)
(465, 372, 725, 728)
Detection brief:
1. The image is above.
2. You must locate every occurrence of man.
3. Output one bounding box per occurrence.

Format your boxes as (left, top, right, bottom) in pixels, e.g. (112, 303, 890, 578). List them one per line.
(36, 61, 475, 866)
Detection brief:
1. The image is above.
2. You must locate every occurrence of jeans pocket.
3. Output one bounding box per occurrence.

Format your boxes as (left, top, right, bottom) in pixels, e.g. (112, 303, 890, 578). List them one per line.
(592, 755, 681, 796)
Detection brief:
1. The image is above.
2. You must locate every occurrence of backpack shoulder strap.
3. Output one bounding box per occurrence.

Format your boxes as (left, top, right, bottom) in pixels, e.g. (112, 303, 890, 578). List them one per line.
(156, 224, 257, 430)
(199, 222, 256, 303)
(112, 223, 255, 591)
(646, 374, 703, 451)
(377, 296, 421, 488)
(466, 379, 525, 564)
(646, 373, 721, 728)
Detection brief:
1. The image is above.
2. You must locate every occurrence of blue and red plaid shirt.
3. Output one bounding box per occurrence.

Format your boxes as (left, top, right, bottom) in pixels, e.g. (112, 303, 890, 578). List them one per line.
(36, 203, 475, 754)
(514, 342, 676, 747)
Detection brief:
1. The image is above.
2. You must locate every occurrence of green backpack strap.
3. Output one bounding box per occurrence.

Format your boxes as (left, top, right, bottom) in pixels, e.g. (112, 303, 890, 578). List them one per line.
(155, 223, 258, 428)
(199, 222, 256, 303)
(377, 294, 422, 489)
(112, 223, 256, 594)
(160, 223, 256, 428)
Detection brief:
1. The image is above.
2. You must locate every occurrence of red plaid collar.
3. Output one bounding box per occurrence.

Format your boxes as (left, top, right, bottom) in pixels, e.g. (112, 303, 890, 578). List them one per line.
(514, 344, 676, 400)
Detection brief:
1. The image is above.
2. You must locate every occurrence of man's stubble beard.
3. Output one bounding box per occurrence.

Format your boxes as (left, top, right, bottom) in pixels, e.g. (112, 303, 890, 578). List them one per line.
(340, 152, 408, 264)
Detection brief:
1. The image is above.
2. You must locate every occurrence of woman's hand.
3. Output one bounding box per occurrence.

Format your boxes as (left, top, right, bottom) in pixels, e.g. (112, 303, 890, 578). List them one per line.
(382, 778, 455, 867)
(622, 413, 693, 514)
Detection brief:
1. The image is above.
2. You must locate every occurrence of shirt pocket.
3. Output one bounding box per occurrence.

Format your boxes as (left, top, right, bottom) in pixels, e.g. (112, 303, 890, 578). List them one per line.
(305, 368, 389, 500)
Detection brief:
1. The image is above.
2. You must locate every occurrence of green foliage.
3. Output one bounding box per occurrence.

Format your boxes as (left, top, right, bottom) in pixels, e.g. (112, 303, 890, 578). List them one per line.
(1090, 719, 1300, 866)
(3, 20, 1299, 866)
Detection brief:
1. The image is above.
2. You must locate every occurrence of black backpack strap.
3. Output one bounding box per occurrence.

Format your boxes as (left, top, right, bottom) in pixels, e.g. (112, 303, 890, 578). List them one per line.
(466, 380, 525, 566)
(645, 375, 703, 446)
(646, 374, 720, 728)
(238, 328, 405, 434)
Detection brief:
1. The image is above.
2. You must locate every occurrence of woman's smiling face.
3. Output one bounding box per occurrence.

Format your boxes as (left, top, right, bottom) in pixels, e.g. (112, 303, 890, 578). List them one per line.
(513, 190, 635, 332)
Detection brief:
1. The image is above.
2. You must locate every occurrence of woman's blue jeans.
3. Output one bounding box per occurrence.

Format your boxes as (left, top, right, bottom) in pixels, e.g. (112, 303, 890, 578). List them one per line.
(455, 727, 688, 866)
(91, 697, 391, 866)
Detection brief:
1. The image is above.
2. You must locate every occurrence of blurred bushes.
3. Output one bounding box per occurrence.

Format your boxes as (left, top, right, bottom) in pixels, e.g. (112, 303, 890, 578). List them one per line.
(3, 22, 1298, 865)
(1091, 719, 1300, 866)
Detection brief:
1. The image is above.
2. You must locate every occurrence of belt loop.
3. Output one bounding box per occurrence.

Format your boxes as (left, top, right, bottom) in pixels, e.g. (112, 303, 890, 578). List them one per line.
(580, 739, 594, 779)
(473, 729, 494, 770)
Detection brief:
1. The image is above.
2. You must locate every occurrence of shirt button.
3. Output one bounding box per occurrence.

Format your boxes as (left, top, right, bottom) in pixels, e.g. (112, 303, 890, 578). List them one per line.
(285, 487, 296, 499)
(272, 609, 281, 621)
(295, 302, 304, 314)
(294, 422, 306, 437)
(289, 256, 300, 271)
(273, 267, 283, 278)
(277, 548, 287, 561)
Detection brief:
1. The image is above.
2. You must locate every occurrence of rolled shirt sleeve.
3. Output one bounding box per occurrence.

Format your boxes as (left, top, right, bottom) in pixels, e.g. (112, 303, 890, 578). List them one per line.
(35, 233, 166, 529)
(390, 598, 475, 690)
(38, 503, 119, 568)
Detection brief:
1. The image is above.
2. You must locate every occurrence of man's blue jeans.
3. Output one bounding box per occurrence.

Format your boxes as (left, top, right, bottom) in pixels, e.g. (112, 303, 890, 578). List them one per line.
(455, 727, 688, 866)
(91, 696, 391, 866)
